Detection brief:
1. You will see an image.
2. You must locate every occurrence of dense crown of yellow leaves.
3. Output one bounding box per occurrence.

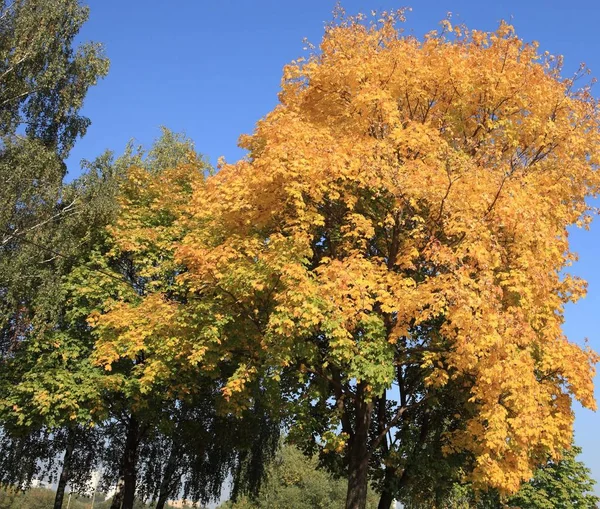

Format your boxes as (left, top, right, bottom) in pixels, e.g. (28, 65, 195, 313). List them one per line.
(99, 12, 600, 496)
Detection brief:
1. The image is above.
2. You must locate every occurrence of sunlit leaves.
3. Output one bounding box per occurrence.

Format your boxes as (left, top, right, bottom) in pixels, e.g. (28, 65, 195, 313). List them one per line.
(169, 11, 600, 496)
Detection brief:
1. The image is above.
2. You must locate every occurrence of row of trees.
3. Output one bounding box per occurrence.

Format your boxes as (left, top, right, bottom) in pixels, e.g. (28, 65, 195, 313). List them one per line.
(2, 3, 600, 509)
(0, 1, 279, 507)
(1, 127, 282, 508)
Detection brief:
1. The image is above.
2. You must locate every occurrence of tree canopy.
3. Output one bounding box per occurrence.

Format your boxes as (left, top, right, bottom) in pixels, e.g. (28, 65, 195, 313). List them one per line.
(142, 9, 599, 509)
(1, 6, 600, 509)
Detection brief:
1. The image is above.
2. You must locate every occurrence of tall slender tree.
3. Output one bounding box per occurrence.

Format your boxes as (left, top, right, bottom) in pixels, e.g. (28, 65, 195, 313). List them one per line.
(0, 147, 126, 509)
(0, 3, 108, 507)
(0, 0, 109, 356)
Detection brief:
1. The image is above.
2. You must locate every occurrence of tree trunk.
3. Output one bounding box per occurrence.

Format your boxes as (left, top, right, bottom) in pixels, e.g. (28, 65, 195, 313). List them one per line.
(155, 490, 170, 509)
(155, 442, 178, 509)
(346, 454, 370, 509)
(110, 414, 141, 509)
(53, 428, 76, 509)
(376, 392, 396, 509)
(110, 479, 124, 509)
(378, 454, 411, 509)
(345, 384, 373, 509)
(377, 487, 395, 509)
(121, 414, 140, 509)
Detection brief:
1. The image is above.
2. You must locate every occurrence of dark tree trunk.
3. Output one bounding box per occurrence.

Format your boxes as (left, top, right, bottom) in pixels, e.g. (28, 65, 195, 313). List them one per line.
(345, 384, 373, 509)
(53, 428, 76, 509)
(346, 453, 370, 509)
(155, 442, 179, 509)
(110, 414, 141, 509)
(375, 392, 396, 509)
(110, 479, 124, 509)
(377, 481, 395, 509)
(378, 463, 411, 509)
(155, 490, 170, 509)
(121, 414, 140, 509)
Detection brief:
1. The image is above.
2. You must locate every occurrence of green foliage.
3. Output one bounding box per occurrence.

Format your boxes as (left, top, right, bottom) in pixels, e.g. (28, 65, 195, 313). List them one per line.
(0, 0, 109, 358)
(0, 154, 125, 430)
(0, 127, 198, 427)
(0, 0, 109, 156)
(403, 444, 599, 509)
(0, 137, 65, 358)
(0, 487, 63, 509)
(508, 445, 599, 509)
(222, 444, 378, 509)
(144, 125, 207, 175)
(0, 486, 179, 509)
(0, 8, 109, 503)
(0, 486, 99, 509)
(0, 128, 278, 508)
(0, 429, 58, 490)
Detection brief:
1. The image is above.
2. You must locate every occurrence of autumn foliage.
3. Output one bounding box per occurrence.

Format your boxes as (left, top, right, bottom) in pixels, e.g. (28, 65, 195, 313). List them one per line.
(72, 10, 600, 509)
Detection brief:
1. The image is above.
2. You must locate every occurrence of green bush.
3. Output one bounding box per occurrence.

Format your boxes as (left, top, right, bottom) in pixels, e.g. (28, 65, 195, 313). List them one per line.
(220, 445, 378, 509)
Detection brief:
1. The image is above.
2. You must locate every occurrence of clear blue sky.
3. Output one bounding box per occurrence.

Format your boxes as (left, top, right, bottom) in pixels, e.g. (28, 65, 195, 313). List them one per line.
(69, 0, 600, 490)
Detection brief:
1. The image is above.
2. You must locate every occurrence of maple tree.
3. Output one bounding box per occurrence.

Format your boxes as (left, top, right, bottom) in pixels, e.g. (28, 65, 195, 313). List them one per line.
(68, 134, 213, 509)
(5, 7, 598, 509)
(166, 9, 600, 509)
(2, 128, 283, 509)
(1, 130, 204, 509)
(75, 131, 281, 509)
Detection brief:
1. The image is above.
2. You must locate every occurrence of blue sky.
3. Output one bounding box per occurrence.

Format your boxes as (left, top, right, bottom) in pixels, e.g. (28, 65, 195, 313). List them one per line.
(70, 0, 600, 490)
